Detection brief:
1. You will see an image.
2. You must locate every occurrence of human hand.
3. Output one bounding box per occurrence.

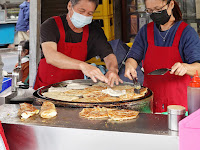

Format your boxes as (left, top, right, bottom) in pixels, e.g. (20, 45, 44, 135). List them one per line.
(105, 70, 123, 87)
(27, 30, 29, 33)
(80, 62, 108, 83)
(170, 62, 187, 76)
(124, 62, 137, 80)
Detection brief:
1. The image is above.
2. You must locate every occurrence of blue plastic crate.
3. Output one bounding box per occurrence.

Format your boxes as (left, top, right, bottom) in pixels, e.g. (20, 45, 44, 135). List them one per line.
(0, 77, 12, 93)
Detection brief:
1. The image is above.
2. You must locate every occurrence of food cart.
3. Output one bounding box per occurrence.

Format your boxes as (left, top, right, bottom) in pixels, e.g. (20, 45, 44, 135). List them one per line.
(0, 79, 179, 150)
(1, 104, 178, 150)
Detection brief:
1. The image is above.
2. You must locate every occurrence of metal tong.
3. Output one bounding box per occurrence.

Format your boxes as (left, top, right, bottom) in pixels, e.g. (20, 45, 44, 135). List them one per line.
(118, 50, 141, 94)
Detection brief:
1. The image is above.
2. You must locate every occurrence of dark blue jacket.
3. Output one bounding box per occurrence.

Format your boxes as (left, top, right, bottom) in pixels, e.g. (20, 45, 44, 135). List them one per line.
(16, 1, 30, 32)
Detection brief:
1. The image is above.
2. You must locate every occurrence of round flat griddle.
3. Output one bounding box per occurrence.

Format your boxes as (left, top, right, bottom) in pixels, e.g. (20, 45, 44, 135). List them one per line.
(33, 79, 153, 113)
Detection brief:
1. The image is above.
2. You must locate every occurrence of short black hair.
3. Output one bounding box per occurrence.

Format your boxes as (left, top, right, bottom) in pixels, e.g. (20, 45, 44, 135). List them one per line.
(19, 40, 29, 52)
(70, 0, 99, 9)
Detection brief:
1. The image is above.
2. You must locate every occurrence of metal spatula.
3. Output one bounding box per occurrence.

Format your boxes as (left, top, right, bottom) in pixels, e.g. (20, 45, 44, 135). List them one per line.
(131, 76, 141, 94)
(148, 68, 171, 75)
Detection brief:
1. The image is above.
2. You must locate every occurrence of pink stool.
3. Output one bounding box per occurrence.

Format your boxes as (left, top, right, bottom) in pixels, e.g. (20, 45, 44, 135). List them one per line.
(179, 109, 200, 150)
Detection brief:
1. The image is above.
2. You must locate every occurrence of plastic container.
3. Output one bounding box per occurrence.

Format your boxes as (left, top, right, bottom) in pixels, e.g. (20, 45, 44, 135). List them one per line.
(0, 77, 12, 93)
(167, 105, 186, 131)
(93, 0, 113, 17)
(93, 15, 115, 41)
(187, 71, 200, 115)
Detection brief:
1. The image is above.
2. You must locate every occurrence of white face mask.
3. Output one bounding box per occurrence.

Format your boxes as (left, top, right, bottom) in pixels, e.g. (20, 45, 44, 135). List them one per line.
(70, 8, 93, 28)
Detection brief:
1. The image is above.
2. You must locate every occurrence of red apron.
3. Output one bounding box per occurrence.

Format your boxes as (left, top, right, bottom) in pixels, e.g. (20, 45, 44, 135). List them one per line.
(0, 122, 9, 150)
(34, 16, 88, 90)
(143, 22, 191, 113)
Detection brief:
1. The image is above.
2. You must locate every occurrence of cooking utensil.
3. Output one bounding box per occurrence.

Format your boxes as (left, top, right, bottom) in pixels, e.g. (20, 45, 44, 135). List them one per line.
(118, 50, 130, 73)
(148, 68, 171, 75)
(118, 50, 141, 94)
(33, 79, 153, 113)
(132, 77, 141, 94)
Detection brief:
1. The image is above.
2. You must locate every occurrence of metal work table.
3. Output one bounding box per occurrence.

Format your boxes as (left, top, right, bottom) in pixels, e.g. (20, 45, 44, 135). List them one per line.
(0, 87, 34, 105)
(0, 87, 17, 105)
(0, 104, 179, 150)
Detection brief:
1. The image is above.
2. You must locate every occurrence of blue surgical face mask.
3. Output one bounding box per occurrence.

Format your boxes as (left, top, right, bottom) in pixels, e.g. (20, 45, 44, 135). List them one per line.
(70, 8, 93, 28)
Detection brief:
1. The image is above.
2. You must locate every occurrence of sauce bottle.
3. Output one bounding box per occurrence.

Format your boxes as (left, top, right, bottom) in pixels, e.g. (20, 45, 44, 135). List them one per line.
(187, 71, 200, 115)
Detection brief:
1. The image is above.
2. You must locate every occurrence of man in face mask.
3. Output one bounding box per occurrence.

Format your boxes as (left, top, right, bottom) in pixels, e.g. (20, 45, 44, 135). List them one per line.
(34, 0, 123, 89)
(125, 0, 200, 113)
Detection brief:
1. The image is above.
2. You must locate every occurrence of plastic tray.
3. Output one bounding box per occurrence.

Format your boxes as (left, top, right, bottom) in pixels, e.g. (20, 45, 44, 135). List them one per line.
(0, 77, 12, 93)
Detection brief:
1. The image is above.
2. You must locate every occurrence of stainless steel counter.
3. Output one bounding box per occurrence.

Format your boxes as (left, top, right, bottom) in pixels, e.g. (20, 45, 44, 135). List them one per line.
(0, 104, 179, 150)
(0, 87, 34, 105)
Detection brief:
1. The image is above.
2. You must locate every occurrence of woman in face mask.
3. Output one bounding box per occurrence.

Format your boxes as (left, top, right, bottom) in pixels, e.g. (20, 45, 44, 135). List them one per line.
(34, 0, 122, 89)
(125, 0, 200, 113)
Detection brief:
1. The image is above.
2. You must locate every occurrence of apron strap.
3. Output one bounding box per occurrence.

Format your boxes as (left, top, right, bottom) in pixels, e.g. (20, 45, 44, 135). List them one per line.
(82, 25, 89, 43)
(147, 22, 155, 45)
(53, 16, 66, 42)
(172, 22, 188, 47)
